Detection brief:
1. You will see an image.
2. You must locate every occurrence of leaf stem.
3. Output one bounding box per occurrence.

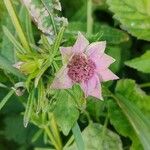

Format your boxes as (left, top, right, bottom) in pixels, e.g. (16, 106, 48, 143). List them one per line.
(139, 82, 150, 88)
(87, 0, 93, 36)
(44, 126, 61, 150)
(49, 113, 63, 150)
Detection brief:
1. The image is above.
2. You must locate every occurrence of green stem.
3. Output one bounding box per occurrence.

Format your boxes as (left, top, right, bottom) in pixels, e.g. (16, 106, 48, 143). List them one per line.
(44, 126, 61, 150)
(49, 114, 63, 150)
(139, 82, 150, 88)
(87, 0, 93, 36)
(4, 0, 30, 52)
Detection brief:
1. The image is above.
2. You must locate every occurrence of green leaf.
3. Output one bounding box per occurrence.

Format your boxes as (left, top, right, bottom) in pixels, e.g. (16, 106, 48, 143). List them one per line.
(108, 99, 143, 150)
(22, 0, 67, 43)
(111, 79, 150, 150)
(3, 115, 31, 144)
(125, 50, 150, 73)
(0, 89, 15, 111)
(107, 0, 150, 41)
(66, 22, 129, 44)
(116, 93, 150, 150)
(3, 26, 26, 53)
(68, 123, 123, 150)
(116, 79, 150, 116)
(4, 0, 30, 51)
(54, 90, 79, 135)
(0, 55, 26, 79)
(24, 89, 35, 127)
(72, 122, 85, 150)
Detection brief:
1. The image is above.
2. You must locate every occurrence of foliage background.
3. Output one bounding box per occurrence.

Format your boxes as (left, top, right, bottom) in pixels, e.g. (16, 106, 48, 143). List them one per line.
(0, 0, 150, 150)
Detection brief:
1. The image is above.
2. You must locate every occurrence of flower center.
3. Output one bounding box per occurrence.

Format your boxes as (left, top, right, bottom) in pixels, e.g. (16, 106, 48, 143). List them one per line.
(67, 54, 96, 83)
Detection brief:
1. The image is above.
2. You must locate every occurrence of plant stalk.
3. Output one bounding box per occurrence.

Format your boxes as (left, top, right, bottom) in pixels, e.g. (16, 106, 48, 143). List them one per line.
(87, 0, 93, 36)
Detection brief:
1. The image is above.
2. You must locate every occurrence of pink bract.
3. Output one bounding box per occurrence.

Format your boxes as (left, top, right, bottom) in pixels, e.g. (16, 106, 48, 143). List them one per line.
(51, 32, 119, 100)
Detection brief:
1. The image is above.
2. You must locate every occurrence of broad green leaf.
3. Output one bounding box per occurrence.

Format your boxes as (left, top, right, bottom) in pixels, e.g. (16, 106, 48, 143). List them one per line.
(68, 123, 123, 150)
(125, 50, 150, 73)
(107, 0, 150, 41)
(3, 115, 33, 144)
(116, 79, 150, 116)
(110, 79, 150, 150)
(108, 99, 143, 150)
(66, 22, 129, 44)
(54, 90, 79, 135)
(115, 93, 150, 150)
(0, 55, 26, 79)
(0, 90, 15, 111)
(22, 0, 67, 43)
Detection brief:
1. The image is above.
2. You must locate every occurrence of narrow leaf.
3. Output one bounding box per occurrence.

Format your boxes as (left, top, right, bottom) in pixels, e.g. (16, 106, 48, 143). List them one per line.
(3, 0, 30, 51)
(23, 89, 35, 127)
(0, 90, 15, 111)
(72, 122, 85, 150)
(115, 93, 150, 150)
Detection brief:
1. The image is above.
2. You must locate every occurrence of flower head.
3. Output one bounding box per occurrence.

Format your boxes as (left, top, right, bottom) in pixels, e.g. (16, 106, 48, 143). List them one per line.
(51, 32, 119, 100)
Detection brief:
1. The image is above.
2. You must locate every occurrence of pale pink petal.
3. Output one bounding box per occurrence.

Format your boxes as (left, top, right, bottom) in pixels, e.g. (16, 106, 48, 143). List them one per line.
(95, 54, 115, 72)
(86, 41, 106, 59)
(99, 69, 119, 82)
(89, 83, 103, 100)
(60, 47, 73, 64)
(72, 32, 89, 53)
(80, 74, 102, 99)
(51, 66, 73, 89)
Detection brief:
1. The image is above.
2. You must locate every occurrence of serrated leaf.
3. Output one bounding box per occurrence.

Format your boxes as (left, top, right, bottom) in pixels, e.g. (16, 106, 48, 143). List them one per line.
(54, 90, 79, 135)
(68, 123, 123, 150)
(22, 0, 67, 43)
(125, 50, 150, 73)
(107, 0, 150, 41)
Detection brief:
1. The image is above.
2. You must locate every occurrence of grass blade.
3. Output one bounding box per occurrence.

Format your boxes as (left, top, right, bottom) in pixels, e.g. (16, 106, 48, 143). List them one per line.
(23, 89, 35, 127)
(115, 93, 150, 150)
(72, 122, 85, 150)
(3, 0, 30, 51)
(0, 90, 15, 111)
(3, 26, 26, 53)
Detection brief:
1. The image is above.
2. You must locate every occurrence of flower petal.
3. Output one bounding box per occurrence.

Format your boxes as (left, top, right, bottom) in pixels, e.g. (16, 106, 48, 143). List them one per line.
(95, 54, 115, 71)
(86, 41, 106, 59)
(99, 69, 119, 82)
(60, 47, 73, 64)
(80, 74, 102, 99)
(72, 32, 89, 53)
(51, 66, 73, 89)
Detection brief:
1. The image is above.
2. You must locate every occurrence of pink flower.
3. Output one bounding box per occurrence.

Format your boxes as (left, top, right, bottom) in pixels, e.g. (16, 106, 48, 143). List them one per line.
(51, 32, 119, 100)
